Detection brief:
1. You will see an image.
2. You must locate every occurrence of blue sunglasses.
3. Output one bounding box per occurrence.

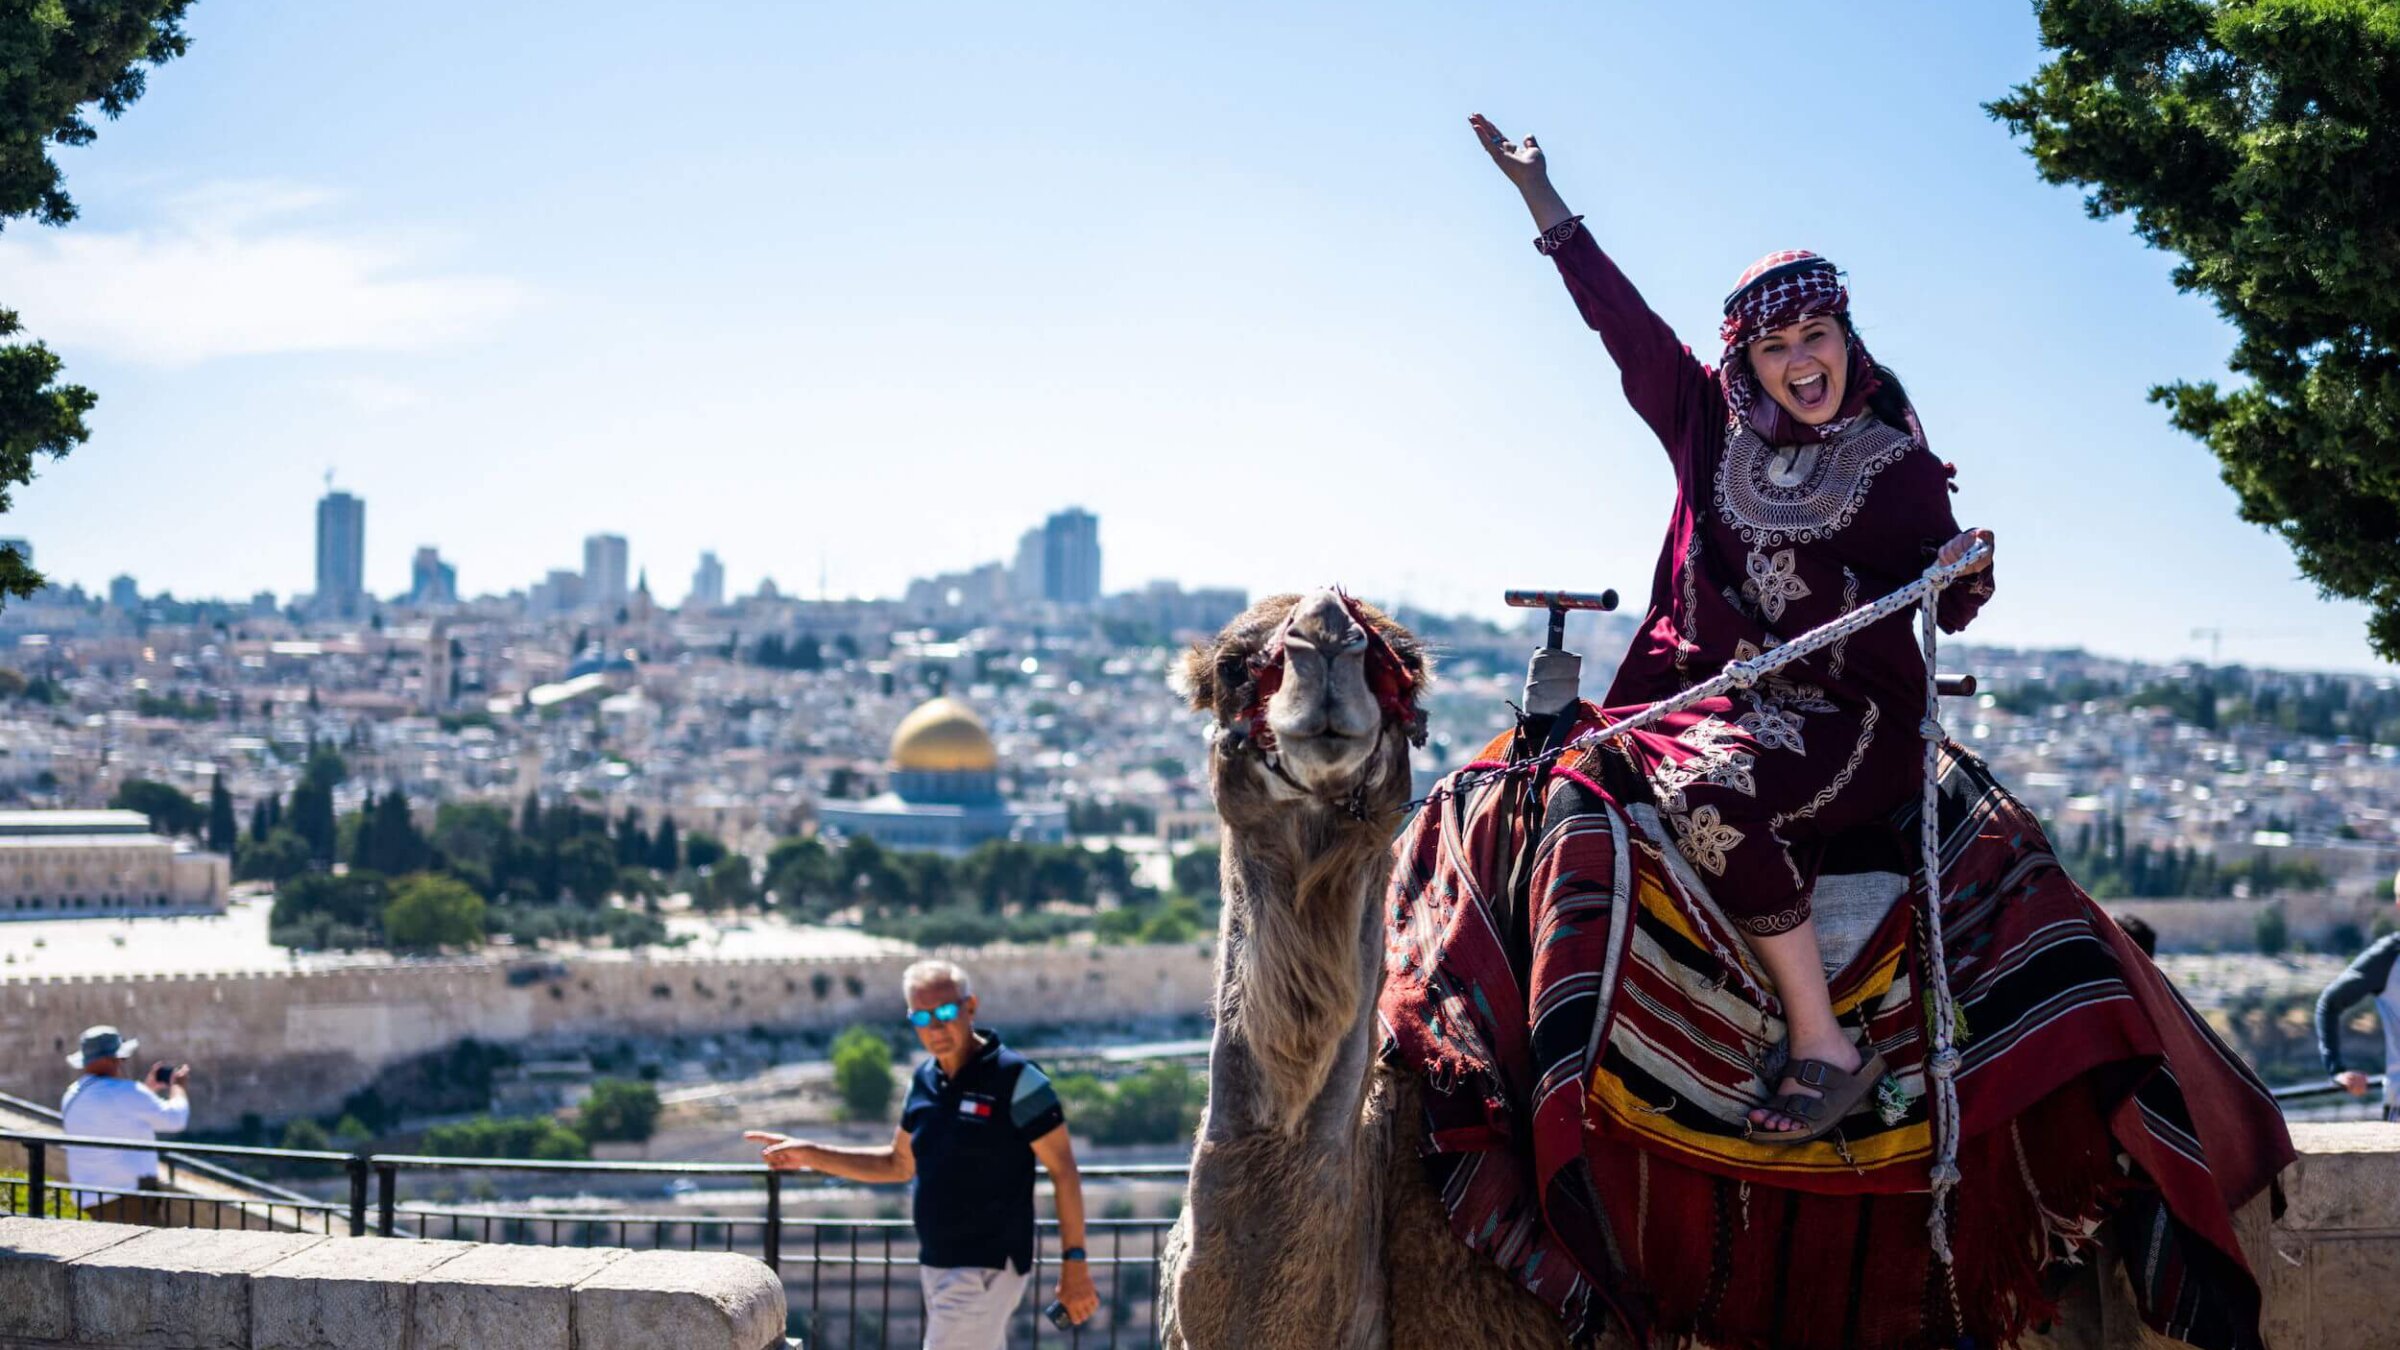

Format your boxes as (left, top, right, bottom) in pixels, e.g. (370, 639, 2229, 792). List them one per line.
(906, 1002, 963, 1029)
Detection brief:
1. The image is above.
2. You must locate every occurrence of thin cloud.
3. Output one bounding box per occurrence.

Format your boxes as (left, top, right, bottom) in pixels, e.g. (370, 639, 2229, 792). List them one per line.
(0, 179, 527, 366)
(318, 374, 430, 415)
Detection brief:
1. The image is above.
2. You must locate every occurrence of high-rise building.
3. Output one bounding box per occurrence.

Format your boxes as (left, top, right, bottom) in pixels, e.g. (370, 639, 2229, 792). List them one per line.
(688, 551, 725, 610)
(583, 533, 629, 614)
(409, 547, 458, 607)
(1042, 508, 1101, 606)
(315, 490, 367, 620)
(529, 569, 585, 617)
(107, 576, 140, 611)
(1010, 528, 1047, 603)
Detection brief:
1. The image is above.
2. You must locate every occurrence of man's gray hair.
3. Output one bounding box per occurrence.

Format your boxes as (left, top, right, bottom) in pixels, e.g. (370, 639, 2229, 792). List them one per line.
(902, 958, 971, 1001)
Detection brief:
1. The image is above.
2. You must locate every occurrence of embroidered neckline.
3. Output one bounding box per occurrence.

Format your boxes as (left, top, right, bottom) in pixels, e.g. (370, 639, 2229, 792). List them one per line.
(1714, 416, 1914, 548)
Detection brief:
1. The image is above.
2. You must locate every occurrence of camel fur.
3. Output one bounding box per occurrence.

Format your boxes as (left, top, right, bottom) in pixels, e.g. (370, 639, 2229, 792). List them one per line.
(1157, 590, 1571, 1350)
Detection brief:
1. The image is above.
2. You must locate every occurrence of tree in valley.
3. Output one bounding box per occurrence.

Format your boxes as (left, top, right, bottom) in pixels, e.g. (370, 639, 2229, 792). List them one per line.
(110, 777, 200, 837)
(206, 771, 236, 853)
(383, 874, 486, 953)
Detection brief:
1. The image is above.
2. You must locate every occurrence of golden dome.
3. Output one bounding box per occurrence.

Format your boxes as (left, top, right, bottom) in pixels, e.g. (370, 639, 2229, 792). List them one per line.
(890, 697, 999, 773)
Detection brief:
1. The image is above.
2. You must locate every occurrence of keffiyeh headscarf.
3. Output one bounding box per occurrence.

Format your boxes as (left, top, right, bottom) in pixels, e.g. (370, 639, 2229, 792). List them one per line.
(1718, 250, 1889, 448)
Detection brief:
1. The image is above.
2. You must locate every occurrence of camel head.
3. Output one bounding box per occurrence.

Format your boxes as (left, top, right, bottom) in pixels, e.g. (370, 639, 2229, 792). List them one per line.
(1179, 588, 1429, 826)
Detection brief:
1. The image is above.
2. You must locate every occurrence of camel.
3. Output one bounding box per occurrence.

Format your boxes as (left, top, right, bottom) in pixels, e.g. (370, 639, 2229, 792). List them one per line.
(1151, 588, 2190, 1350)
(1156, 588, 1572, 1350)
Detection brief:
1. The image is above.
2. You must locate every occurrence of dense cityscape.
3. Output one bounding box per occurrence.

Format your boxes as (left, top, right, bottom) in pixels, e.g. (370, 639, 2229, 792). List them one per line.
(2, 489, 2394, 912)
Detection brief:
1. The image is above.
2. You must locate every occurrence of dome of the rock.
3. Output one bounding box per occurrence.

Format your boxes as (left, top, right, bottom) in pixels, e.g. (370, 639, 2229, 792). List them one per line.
(889, 697, 1000, 774)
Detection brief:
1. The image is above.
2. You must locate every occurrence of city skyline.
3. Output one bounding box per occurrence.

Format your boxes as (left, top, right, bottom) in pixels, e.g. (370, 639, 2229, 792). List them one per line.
(73, 488, 1148, 621)
(0, 3, 2391, 673)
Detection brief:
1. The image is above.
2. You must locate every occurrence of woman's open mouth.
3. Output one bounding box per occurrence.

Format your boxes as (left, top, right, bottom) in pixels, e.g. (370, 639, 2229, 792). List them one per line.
(1788, 371, 1830, 411)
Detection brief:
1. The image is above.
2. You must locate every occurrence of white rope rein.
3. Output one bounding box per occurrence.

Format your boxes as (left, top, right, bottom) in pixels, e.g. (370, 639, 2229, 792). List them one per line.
(1555, 540, 1992, 1294)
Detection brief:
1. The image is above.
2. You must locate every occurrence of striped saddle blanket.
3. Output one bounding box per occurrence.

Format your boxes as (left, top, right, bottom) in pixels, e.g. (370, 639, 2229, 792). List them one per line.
(1379, 733, 2292, 1350)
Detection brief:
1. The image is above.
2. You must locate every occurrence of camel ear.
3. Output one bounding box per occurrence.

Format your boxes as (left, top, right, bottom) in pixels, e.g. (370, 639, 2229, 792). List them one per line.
(1174, 641, 1218, 714)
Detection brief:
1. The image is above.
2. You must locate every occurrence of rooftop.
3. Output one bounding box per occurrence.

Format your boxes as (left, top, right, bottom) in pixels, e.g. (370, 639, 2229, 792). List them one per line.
(0, 812, 153, 839)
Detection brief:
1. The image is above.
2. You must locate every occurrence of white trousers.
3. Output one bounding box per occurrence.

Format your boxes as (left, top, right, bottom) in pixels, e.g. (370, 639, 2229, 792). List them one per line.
(920, 1263, 1032, 1350)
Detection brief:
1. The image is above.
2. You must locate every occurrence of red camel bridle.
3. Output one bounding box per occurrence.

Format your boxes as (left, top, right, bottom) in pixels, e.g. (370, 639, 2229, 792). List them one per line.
(1222, 590, 1428, 821)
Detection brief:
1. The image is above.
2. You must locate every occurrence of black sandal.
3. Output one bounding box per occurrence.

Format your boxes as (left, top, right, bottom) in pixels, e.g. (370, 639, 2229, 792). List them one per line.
(1750, 1046, 1889, 1144)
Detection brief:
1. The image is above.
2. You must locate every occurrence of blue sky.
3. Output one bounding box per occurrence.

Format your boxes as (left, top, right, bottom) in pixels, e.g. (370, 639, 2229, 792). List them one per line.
(4, 1, 2389, 673)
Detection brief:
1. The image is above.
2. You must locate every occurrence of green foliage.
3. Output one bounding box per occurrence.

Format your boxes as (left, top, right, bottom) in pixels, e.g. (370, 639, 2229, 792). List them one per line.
(279, 1118, 331, 1152)
(382, 873, 486, 953)
(2, 1169, 84, 1218)
(1093, 895, 1210, 945)
(0, 1, 192, 228)
(577, 1078, 662, 1143)
(834, 836, 1160, 917)
(650, 816, 680, 872)
(422, 1115, 587, 1161)
(1170, 846, 1221, 901)
(1052, 1063, 1203, 1146)
(682, 831, 727, 870)
(287, 743, 344, 864)
(206, 772, 236, 853)
(134, 689, 215, 720)
(1993, 1, 2400, 657)
(1066, 799, 1157, 836)
(764, 836, 839, 911)
(110, 777, 200, 836)
(749, 633, 824, 670)
(831, 1025, 896, 1122)
(2061, 812, 2325, 898)
(866, 906, 1096, 948)
(430, 801, 512, 884)
(235, 827, 311, 885)
(269, 870, 389, 950)
(699, 852, 754, 911)
(359, 787, 432, 876)
(486, 903, 673, 950)
(2255, 904, 2291, 957)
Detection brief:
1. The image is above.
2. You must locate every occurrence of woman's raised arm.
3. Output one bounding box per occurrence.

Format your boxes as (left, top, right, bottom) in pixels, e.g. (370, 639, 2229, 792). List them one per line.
(1470, 114, 1717, 454)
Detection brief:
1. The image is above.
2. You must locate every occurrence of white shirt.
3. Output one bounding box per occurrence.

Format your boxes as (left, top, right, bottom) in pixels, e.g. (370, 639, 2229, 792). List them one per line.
(59, 1073, 189, 1201)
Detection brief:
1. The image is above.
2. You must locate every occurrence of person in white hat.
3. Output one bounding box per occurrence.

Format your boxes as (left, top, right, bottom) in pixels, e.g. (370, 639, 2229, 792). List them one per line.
(59, 1025, 189, 1222)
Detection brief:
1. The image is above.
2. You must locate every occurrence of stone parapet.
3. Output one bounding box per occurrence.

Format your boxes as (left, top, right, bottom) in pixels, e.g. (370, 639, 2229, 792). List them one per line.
(0, 1218, 786, 1350)
(2243, 1122, 2400, 1350)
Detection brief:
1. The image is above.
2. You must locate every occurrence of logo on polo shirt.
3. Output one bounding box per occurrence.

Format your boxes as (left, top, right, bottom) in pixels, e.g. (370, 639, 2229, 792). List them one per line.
(959, 1093, 996, 1120)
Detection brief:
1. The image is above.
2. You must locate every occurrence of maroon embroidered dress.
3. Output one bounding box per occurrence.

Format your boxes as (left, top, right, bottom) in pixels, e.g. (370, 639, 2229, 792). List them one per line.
(1539, 219, 1995, 935)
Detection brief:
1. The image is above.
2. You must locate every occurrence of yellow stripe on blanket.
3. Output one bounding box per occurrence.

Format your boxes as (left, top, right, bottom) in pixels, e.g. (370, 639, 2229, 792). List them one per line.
(1584, 858, 1933, 1178)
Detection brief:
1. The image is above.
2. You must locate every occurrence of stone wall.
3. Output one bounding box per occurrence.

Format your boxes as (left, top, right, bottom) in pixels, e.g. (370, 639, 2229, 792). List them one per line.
(2102, 891, 2388, 954)
(0, 1217, 783, 1349)
(0, 943, 1218, 1128)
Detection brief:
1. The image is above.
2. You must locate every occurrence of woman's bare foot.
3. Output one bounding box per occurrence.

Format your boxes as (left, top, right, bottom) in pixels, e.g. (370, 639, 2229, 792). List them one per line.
(1749, 1033, 1863, 1134)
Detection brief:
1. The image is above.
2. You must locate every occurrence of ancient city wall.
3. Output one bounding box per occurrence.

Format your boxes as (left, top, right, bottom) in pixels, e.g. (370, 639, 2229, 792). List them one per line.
(0, 942, 1219, 1128)
(2106, 891, 2389, 953)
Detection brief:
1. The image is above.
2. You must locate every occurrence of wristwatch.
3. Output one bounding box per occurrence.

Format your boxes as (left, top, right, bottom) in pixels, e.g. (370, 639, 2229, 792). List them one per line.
(1061, 1246, 1087, 1263)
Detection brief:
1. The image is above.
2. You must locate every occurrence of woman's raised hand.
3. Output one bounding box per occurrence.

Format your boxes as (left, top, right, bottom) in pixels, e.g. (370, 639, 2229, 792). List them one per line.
(1469, 113, 1548, 189)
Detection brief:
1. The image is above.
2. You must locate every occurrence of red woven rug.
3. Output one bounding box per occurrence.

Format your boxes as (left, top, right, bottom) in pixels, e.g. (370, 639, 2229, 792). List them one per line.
(1379, 726, 2291, 1350)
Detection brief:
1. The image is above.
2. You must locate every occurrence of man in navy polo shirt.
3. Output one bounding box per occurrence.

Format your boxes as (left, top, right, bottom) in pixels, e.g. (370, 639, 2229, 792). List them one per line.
(749, 959, 1099, 1347)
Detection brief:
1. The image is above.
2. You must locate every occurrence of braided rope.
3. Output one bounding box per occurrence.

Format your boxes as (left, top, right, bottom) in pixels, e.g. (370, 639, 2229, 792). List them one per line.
(1551, 540, 1991, 762)
(1918, 586, 1967, 1324)
(1409, 541, 1991, 1293)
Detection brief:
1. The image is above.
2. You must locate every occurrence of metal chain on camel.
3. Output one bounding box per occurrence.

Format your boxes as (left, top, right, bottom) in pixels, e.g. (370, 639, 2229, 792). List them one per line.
(1400, 541, 1993, 1300)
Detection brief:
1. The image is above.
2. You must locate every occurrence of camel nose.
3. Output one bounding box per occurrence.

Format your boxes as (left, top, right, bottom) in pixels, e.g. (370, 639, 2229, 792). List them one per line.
(1268, 590, 1371, 741)
(1290, 590, 1365, 653)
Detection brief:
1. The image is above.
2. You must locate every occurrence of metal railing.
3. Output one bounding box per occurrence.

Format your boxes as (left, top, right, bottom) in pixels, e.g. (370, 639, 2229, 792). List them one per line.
(0, 1127, 1184, 1349)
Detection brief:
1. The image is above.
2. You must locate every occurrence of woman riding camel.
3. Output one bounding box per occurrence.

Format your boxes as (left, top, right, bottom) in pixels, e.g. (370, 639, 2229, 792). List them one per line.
(1471, 113, 1996, 1140)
